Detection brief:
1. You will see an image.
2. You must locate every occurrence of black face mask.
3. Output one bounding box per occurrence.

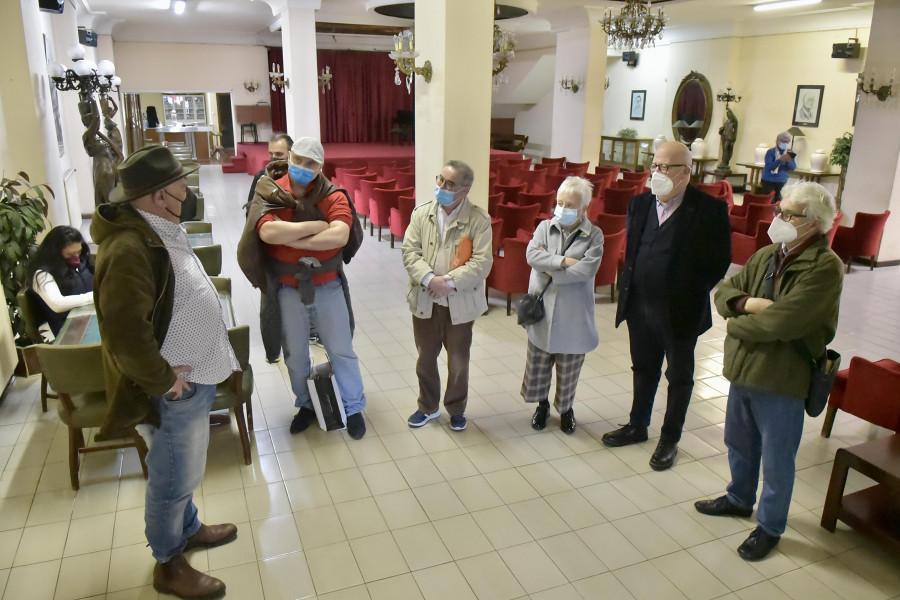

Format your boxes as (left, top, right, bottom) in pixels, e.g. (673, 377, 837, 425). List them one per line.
(164, 188, 195, 220)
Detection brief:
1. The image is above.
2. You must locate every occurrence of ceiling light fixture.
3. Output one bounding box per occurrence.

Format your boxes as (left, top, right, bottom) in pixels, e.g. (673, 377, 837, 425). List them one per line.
(753, 0, 822, 12)
(173, 0, 186, 15)
(600, 0, 668, 51)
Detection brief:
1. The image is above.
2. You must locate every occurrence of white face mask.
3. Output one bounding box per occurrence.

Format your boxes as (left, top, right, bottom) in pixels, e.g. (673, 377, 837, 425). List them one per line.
(650, 171, 674, 197)
(767, 217, 799, 244)
(554, 205, 580, 227)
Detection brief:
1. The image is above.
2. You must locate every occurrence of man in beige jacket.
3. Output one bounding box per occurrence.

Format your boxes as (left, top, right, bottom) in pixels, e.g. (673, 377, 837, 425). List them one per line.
(401, 160, 493, 431)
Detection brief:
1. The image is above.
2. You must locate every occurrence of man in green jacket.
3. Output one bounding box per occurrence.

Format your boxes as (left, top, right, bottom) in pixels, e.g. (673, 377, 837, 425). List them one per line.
(696, 182, 843, 561)
(93, 146, 239, 599)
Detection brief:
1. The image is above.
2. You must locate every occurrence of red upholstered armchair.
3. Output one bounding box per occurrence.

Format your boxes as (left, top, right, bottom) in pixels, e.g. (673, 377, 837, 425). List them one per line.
(563, 160, 590, 177)
(389, 195, 415, 248)
(496, 203, 540, 243)
(830, 210, 891, 273)
(621, 170, 650, 188)
(603, 187, 638, 215)
(731, 191, 774, 218)
(594, 229, 627, 302)
(731, 220, 770, 266)
(821, 356, 900, 437)
(518, 190, 555, 214)
(730, 202, 773, 235)
(487, 237, 531, 315)
(490, 217, 504, 255)
(372, 187, 413, 242)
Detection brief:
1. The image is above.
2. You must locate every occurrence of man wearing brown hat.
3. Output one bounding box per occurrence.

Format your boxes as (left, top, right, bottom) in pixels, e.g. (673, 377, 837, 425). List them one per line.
(92, 145, 239, 599)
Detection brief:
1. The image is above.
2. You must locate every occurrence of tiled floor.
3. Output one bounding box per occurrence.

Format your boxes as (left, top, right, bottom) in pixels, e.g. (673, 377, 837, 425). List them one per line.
(1, 165, 899, 599)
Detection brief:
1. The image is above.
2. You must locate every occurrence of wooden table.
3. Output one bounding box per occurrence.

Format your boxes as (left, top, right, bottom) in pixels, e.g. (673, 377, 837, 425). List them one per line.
(821, 434, 900, 554)
(737, 163, 764, 191)
(691, 158, 717, 183)
(792, 168, 841, 184)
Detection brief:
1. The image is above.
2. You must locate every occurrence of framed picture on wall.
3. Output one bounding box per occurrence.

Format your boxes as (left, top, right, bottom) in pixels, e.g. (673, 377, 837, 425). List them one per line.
(630, 90, 646, 121)
(792, 85, 824, 127)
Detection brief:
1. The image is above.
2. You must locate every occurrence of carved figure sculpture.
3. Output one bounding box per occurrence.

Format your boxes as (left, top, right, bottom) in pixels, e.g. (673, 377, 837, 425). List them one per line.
(79, 99, 124, 207)
(100, 96, 124, 166)
(717, 108, 738, 174)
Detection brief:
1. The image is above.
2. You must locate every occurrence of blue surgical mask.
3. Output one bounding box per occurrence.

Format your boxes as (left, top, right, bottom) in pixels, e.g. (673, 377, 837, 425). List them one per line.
(777, 142, 788, 151)
(434, 186, 456, 206)
(554, 205, 580, 227)
(289, 164, 316, 185)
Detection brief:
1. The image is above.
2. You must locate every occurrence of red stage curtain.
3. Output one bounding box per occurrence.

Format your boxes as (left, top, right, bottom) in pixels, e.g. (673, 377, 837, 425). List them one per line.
(317, 50, 413, 143)
(268, 47, 287, 134)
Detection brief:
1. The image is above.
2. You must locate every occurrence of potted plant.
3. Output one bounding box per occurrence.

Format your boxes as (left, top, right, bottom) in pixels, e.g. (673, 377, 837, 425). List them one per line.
(1, 171, 51, 347)
(829, 132, 852, 208)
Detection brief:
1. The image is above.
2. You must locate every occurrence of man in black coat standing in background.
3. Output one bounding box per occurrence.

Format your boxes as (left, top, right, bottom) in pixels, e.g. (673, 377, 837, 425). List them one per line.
(602, 141, 731, 471)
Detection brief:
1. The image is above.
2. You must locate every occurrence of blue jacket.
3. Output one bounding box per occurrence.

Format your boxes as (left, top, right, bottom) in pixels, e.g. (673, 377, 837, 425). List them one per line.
(761, 148, 796, 184)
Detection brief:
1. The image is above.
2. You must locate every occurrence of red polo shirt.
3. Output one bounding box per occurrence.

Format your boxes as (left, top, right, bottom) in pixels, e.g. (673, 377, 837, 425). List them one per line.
(256, 174, 352, 287)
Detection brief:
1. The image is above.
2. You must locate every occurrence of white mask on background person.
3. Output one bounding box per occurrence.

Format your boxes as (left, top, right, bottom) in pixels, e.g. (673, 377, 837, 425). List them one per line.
(650, 171, 674, 197)
(777, 142, 789, 151)
(554, 205, 580, 227)
(767, 217, 799, 244)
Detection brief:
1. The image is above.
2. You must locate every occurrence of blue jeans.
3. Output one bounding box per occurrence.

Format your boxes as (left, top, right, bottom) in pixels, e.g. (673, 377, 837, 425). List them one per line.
(144, 382, 215, 562)
(724, 383, 804, 537)
(279, 278, 366, 416)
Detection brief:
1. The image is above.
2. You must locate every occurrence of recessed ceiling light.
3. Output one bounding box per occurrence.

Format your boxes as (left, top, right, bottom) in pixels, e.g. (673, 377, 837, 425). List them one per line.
(754, 0, 822, 11)
(173, 0, 185, 15)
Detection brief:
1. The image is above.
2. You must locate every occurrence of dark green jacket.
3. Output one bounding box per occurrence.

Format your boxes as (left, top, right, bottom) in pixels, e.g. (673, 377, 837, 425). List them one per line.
(91, 203, 176, 434)
(714, 236, 843, 399)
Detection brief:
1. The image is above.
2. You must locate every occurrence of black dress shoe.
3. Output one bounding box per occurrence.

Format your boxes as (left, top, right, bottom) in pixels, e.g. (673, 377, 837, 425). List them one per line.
(290, 407, 316, 434)
(737, 526, 780, 561)
(694, 495, 753, 518)
(649, 439, 678, 471)
(601, 424, 648, 447)
(531, 402, 550, 430)
(560, 409, 576, 434)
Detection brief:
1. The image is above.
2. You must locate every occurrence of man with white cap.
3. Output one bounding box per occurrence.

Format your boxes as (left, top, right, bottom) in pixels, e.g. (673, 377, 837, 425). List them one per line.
(238, 137, 368, 439)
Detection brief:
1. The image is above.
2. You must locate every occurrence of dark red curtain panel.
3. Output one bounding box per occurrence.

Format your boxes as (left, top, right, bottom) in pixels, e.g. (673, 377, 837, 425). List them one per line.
(317, 50, 413, 143)
(268, 47, 288, 134)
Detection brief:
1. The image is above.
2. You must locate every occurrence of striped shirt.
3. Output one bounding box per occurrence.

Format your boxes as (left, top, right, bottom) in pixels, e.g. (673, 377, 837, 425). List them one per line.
(138, 210, 239, 385)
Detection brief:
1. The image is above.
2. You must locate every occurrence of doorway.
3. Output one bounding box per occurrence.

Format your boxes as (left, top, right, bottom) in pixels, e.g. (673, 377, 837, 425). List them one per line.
(217, 93, 234, 149)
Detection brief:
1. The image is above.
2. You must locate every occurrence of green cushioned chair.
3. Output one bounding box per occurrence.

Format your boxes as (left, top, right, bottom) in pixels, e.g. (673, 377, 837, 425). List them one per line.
(193, 244, 221, 276)
(212, 324, 254, 464)
(182, 221, 212, 234)
(16, 289, 56, 412)
(34, 343, 148, 490)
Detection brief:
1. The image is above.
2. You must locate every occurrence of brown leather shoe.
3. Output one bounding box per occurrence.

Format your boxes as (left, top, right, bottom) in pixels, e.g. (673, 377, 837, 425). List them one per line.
(153, 553, 225, 600)
(183, 523, 237, 552)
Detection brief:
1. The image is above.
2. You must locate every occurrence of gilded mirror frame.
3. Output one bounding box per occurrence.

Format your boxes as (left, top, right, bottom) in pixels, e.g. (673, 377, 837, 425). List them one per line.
(671, 71, 713, 144)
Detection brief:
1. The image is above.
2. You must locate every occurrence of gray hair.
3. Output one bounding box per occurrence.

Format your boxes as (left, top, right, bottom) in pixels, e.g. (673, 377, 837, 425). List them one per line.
(783, 181, 836, 235)
(557, 176, 594, 209)
(777, 131, 792, 143)
(445, 160, 474, 186)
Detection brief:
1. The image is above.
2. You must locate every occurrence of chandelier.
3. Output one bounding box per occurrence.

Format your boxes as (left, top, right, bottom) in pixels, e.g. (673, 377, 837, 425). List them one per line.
(49, 44, 121, 101)
(492, 24, 516, 92)
(600, 0, 668, 51)
(269, 63, 289, 93)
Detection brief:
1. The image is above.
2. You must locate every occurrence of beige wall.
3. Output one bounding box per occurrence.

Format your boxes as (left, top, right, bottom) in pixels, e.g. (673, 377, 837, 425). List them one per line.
(114, 42, 273, 146)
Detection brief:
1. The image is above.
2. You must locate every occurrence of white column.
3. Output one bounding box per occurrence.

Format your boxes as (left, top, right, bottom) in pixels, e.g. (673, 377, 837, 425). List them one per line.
(414, 0, 494, 208)
(840, 0, 900, 262)
(550, 8, 608, 167)
(281, 3, 320, 138)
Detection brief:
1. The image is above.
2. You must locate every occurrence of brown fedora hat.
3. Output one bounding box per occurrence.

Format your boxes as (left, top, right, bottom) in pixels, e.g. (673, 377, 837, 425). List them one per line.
(109, 145, 199, 204)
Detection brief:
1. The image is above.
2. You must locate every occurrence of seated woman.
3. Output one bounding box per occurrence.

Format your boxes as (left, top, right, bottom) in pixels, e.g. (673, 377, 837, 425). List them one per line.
(25, 226, 94, 340)
(521, 176, 605, 434)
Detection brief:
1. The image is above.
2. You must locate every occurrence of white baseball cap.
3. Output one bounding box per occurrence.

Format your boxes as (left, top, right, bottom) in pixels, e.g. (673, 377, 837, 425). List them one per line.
(291, 137, 325, 164)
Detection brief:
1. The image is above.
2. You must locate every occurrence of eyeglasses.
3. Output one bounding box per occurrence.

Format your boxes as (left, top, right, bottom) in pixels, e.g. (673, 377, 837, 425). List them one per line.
(649, 163, 687, 174)
(435, 174, 461, 191)
(773, 205, 807, 222)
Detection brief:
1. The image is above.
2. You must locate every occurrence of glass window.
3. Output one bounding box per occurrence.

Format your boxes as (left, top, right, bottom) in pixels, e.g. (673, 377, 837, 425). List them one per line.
(161, 94, 207, 126)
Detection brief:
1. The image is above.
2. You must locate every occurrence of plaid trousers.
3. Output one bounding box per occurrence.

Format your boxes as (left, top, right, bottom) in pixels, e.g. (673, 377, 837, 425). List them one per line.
(520, 340, 586, 414)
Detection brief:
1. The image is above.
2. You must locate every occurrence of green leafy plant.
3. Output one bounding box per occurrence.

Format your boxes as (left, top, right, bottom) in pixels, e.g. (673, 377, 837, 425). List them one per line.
(0, 171, 51, 341)
(829, 132, 853, 169)
(617, 128, 638, 138)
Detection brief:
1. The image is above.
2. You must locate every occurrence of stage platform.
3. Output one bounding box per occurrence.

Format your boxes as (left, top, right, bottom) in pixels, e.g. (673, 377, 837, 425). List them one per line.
(222, 142, 520, 178)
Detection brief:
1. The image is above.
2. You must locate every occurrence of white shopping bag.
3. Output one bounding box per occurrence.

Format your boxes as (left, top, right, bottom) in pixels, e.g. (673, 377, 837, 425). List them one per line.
(307, 358, 347, 432)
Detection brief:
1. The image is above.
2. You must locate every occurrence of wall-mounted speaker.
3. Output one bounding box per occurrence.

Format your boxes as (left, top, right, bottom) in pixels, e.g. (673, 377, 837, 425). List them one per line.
(38, 0, 64, 14)
(832, 43, 860, 59)
(78, 28, 98, 47)
(622, 52, 638, 67)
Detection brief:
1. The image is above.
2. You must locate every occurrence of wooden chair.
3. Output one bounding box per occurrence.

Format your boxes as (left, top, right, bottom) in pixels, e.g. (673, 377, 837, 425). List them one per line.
(194, 244, 222, 276)
(35, 343, 148, 490)
(16, 289, 56, 411)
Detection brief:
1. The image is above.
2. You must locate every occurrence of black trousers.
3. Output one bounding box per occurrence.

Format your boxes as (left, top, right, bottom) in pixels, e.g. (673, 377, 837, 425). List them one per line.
(760, 180, 786, 203)
(626, 298, 698, 442)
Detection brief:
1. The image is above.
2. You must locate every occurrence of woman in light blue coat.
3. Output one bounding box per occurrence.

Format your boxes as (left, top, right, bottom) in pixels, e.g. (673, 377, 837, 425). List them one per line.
(521, 176, 604, 434)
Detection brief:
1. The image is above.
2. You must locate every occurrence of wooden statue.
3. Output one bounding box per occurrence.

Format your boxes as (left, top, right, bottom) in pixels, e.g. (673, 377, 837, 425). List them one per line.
(716, 108, 738, 175)
(100, 96, 124, 166)
(79, 98, 124, 207)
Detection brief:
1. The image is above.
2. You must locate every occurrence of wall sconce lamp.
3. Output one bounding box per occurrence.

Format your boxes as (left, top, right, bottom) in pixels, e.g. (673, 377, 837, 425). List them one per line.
(244, 81, 260, 93)
(559, 77, 582, 94)
(857, 68, 894, 102)
(318, 66, 332, 94)
(269, 63, 290, 93)
(390, 29, 432, 94)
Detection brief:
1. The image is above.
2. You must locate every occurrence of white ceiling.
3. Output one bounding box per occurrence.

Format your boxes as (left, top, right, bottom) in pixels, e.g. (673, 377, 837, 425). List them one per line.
(77, 0, 875, 50)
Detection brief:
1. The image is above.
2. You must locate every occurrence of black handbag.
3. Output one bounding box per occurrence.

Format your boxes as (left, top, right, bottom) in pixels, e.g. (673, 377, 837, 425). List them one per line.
(762, 254, 841, 416)
(516, 230, 580, 328)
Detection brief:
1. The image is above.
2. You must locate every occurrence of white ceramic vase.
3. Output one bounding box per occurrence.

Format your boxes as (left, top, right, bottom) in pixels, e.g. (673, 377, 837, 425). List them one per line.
(810, 149, 828, 173)
(754, 143, 768, 165)
(690, 138, 707, 159)
(653, 135, 667, 153)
